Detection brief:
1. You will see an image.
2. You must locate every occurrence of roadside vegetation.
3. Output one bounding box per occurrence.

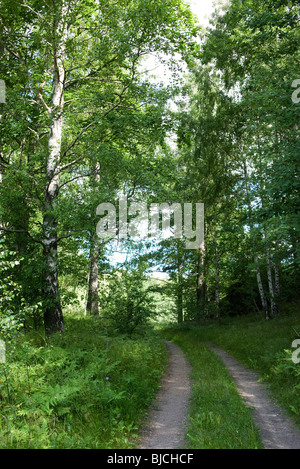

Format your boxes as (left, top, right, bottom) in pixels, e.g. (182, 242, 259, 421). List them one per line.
(0, 316, 167, 449)
(1, 299, 299, 449)
(162, 305, 300, 448)
(0, 0, 299, 451)
(163, 328, 263, 449)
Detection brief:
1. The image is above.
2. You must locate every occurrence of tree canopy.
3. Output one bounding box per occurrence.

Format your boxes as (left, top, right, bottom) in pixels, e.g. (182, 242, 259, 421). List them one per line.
(0, 0, 299, 336)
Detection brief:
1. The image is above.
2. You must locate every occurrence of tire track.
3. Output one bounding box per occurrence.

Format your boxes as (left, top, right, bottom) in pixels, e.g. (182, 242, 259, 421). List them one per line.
(210, 346, 300, 449)
(138, 340, 192, 449)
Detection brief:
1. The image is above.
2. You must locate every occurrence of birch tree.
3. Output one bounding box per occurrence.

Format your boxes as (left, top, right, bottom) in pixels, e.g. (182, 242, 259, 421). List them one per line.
(0, 0, 198, 333)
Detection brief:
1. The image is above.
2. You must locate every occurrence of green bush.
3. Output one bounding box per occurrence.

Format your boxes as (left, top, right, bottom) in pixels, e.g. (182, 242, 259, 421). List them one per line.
(101, 268, 156, 334)
(0, 244, 41, 340)
(269, 348, 300, 417)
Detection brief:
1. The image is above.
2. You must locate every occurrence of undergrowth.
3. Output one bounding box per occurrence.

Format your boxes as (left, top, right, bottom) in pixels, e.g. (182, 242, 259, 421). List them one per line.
(0, 315, 167, 449)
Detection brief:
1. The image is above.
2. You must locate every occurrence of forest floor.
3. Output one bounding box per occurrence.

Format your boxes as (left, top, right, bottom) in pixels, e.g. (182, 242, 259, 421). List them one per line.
(138, 340, 300, 449)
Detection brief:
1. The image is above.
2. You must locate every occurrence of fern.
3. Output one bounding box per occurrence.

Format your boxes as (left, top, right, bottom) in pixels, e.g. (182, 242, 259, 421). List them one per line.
(0, 316, 166, 448)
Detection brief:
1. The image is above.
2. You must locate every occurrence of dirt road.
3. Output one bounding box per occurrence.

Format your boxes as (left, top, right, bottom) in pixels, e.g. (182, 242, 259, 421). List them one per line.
(210, 346, 300, 449)
(138, 341, 191, 449)
(138, 340, 300, 449)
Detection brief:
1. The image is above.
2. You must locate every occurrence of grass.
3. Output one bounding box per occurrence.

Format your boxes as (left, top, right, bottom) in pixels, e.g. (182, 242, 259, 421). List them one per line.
(0, 315, 167, 449)
(162, 329, 263, 449)
(1, 307, 299, 449)
(162, 310, 300, 448)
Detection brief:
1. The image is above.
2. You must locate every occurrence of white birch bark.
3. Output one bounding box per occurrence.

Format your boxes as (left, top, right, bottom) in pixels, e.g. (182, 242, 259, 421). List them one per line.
(273, 239, 281, 316)
(196, 239, 205, 321)
(243, 160, 269, 319)
(266, 244, 280, 317)
(177, 249, 183, 324)
(254, 252, 269, 320)
(85, 239, 100, 316)
(215, 232, 220, 318)
(274, 261, 281, 302)
(42, 2, 68, 334)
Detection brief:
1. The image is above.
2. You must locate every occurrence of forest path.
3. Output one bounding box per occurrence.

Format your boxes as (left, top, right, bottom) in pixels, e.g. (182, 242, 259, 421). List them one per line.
(138, 340, 192, 449)
(138, 340, 300, 450)
(210, 346, 300, 449)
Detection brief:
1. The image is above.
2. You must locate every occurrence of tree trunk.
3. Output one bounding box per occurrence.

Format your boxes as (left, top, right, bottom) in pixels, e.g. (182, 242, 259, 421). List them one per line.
(254, 253, 269, 320)
(266, 245, 280, 317)
(243, 159, 269, 319)
(177, 254, 183, 324)
(85, 162, 101, 316)
(85, 238, 100, 316)
(42, 3, 67, 334)
(274, 262, 281, 313)
(43, 233, 64, 334)
(196, 240, 205, 321)
(273, 239, 281, 316)
(215, 233, 220, 318)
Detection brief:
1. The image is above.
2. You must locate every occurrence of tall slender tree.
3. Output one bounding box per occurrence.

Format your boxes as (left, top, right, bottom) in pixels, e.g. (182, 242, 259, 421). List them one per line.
(0, 0, 199, 333)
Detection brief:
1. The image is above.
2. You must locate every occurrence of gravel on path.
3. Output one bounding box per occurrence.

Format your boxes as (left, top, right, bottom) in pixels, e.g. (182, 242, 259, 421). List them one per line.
(138, 340, 192, 449)
(210, 346, 300, 449)
(138, 340, 300, 450)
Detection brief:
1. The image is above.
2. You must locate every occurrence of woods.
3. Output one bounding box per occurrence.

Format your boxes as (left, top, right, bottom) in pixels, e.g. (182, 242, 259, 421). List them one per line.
(0, 0, 299, 451)
(174, 0, 299, 321)
(0, 0, 198, 334)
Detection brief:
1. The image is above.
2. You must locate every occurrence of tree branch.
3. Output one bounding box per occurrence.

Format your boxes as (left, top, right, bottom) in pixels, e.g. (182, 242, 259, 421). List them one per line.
(0, 225, 45, 247)
(58, 172, 91, 191)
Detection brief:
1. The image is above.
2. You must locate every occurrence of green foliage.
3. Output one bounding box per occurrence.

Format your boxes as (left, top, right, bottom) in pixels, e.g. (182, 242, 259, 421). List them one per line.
(172, 0, 300, 320)
(0, 0, 199, 334)
(0, 316, 167, 448)
(271, 348, 300, 383)
(268, 347, 300, 417)
(0, 241, 41, 340)
(100, 266, 156, 334)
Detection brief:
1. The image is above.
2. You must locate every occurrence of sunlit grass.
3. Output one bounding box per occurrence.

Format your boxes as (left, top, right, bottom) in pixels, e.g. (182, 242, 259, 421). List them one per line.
(0, 315, 167, 449)
(162, 310, 300, 448)
(162, 329, 263, 449)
